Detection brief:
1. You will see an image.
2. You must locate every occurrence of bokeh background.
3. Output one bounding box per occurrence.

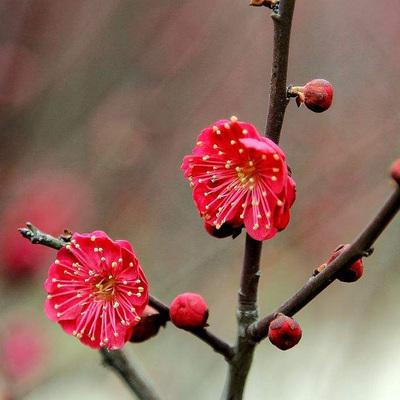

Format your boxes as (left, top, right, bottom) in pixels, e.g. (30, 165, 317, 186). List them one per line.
(0, 0, 399, 399)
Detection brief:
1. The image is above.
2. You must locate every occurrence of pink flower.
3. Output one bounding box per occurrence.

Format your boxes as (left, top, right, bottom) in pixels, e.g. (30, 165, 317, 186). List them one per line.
(44, 231, 149, 350)
(181, 117, 296, 241)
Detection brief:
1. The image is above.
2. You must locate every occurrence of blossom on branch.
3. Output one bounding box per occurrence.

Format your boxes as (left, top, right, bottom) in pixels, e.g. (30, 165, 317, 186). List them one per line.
(44, 231, 149, 351)
(181, 117, 296, 241)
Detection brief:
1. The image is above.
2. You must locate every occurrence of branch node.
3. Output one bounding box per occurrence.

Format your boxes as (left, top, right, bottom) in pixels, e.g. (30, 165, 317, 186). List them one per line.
(271, 10, 281, 20)
(363, 247, 374, 257)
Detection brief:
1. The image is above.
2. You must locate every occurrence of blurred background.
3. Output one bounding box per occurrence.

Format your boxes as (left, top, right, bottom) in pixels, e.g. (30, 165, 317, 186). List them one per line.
(0, 0, 399, 399)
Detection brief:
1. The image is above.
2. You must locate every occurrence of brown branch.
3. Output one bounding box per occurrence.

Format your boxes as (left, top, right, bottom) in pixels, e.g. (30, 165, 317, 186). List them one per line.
(149, 296, 235, 361)
(247, 185, 400, 341)
(100, 348, 162, 400)
(264, 0, 297, 144)
(222, 2, 297, 398)
(222, 235, 262, 399)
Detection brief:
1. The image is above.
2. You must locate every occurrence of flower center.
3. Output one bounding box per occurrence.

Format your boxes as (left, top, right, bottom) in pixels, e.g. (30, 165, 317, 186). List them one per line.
(237, 165, 256, 187)
(93, 277, 115, 300)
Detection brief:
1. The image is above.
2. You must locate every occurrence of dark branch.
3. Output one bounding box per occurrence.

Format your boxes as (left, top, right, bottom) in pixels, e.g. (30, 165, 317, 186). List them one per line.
(238, 235, 263, 307)
(247, 186, 400, 342)
(222, 235, 262, 399)
(18, 222, 67, 250)
(222, 2, 297, 398)
(149, 296, 235, 361)
(100, 348, 162, 400)
(264, 0, 297, 143)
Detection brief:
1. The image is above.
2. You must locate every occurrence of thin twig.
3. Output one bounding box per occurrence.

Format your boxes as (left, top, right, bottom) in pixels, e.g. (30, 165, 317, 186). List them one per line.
(149, 296, 235, 360)
(18, 224, 234, 361)
(247, 185, 400, 341)
(100, 348, 162, 400)
(264, 0, 297, 144)
(18, 222, 67, 250)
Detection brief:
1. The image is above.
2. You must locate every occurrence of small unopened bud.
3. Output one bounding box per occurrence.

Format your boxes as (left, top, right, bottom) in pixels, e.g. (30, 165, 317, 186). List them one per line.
(290, 79, 333, 113)
(129, 306, 165, 343)
(327, 244, 364, 283)
(204, 221, 243, 239)
(390, 159, 400, 185)
(312, 263, 327, 276)
(268, 313, 302, 351)
(249, 0, 277, 8)
(169, 293, 209, 330)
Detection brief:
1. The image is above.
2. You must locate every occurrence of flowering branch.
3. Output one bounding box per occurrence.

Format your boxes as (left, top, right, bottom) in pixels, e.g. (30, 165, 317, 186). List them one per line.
(18, 223, 234, 367)
(247, 184, 400, 341)
(18, 224, 160, 399)
(221, 1, 297, 398)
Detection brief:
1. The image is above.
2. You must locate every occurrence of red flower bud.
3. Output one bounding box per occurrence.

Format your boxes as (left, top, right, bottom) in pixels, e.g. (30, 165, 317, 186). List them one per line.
(204, 220, 243, 239)
(169, 293, 209, 330)
(290, 79, 333, 113)
(390, 159, 400, 185)
(327, 244, 364, 283)
(303, 79, 333, 112)
(268, 314, 302, 351)
(129, 306, 166, 343)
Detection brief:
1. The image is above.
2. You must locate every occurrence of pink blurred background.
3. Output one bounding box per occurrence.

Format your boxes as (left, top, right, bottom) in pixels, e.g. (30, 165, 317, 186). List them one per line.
(0, 1, 399, 399)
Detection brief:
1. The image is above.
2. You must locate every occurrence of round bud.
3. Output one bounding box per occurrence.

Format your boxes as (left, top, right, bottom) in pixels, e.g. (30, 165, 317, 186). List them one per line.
(327, 244, 364, 283)
(129, 306, 165, 343)
(390, 159, 400, 185)
(169, 293, 209, 330)
(204, 221, 243, 239)
(268, 314, 302, 351)
(303, 79, 333, 113)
